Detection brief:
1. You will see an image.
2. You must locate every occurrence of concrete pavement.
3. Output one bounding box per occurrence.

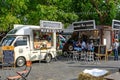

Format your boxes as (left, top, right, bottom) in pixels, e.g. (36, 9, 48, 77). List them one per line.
(0, 56, 120, 80)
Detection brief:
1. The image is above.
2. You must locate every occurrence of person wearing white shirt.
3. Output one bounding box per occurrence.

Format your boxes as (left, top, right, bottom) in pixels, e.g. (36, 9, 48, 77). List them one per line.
(113, 39, 119, 61)
(81, 40, 87, 51)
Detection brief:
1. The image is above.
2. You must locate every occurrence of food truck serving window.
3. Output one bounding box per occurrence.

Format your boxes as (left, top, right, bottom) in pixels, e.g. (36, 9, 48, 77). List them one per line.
(33, 30, 53, 49)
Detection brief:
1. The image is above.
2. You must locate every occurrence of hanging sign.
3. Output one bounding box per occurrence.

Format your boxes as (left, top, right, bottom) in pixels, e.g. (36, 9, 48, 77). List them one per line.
(112, 19, 120, 29)
(40, 20, 63, 32)
(72, 20, 96, 31)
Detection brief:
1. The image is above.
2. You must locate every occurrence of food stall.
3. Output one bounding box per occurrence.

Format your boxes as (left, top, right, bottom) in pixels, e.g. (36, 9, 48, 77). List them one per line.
(72, 20, 114, 60)
(72, 20, 118, 50)
(112, 20, 120, 53)
(73, 20, 99, 46)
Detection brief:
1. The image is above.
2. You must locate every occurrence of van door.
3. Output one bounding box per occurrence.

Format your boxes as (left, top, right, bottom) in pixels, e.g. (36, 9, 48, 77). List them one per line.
(14, 36, 30, 67)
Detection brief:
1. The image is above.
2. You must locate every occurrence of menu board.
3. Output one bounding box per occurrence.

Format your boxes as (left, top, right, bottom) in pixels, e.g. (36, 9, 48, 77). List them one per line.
(73, 20, 96, 31)
(99, 45, 106, 54)
(2, 46, 14, 64)
(112, 20, 120, 29)
(40, 20, 63, 32)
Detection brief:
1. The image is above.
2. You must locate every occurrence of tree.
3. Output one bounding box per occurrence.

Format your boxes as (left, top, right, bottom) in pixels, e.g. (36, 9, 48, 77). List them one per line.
(0, 0, 29, 31)
(89, 0, 120, 25)
(72, 0, 120, 25)
(0, 0, 120, 31)
(27, 0, 78, 28)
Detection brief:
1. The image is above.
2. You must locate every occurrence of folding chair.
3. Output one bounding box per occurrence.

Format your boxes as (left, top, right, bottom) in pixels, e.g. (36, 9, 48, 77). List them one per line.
(7, 61, 32, 80)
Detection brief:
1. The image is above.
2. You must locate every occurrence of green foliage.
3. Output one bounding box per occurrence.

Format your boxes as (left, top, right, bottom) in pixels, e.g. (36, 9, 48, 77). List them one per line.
(72, 0, 120, 25)
(0, 0, 120, 31)
(0, 0, 29, 30)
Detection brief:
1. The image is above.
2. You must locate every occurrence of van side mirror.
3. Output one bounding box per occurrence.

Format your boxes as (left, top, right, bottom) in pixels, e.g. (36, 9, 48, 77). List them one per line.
(14, 42, 17, 47)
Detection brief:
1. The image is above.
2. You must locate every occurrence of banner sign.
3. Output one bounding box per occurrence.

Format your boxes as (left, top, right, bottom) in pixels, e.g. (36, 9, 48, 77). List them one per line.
(72, 20, 96, 31)
(40, 20, 63, 32)
(112, 19, 120, 29)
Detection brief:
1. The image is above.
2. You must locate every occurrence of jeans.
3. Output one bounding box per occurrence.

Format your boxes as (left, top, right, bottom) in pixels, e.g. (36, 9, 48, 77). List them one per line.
(113, 49, 119, 60)
(74, 47, 82, 52)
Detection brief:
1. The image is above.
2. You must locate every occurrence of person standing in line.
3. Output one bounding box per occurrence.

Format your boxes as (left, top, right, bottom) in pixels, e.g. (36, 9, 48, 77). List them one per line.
(89, 40, 94, 52)
(113, 39, 119, 61)
(81, 40, 87, 52)
(87, 41, 94, 52)
(74, 39, 82, 52)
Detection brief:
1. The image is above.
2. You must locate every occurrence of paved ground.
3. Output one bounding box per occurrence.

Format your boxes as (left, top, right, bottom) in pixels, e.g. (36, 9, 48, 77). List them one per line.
(0, 56, 120, 80)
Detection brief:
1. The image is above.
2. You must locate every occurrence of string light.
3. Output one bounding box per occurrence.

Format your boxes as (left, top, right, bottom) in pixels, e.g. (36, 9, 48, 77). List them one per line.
(76, 10, 110, 15)
(56, 10, 110, 15)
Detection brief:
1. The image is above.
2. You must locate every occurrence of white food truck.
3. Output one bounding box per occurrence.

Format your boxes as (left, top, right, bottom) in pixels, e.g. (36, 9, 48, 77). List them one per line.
(0, 20, 63, 67)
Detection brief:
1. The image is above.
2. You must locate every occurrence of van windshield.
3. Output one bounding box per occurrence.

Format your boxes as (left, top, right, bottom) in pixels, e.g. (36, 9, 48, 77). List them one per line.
(1, 36, 16, 46)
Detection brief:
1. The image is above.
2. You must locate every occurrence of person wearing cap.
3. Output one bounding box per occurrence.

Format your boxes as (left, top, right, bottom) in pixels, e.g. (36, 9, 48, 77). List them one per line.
(112, 39, 119, 61)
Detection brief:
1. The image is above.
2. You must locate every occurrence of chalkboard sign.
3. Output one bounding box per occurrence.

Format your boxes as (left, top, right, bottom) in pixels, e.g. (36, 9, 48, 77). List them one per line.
(2, 46, 14, 64)
(3, 50, 14, 63)
(99, 45, 106, 54)
(94, 45, 99, 53)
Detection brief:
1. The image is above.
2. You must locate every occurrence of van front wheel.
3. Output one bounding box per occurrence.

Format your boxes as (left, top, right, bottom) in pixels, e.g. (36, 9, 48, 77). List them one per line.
(45, 54, 52, 63)
(68, 45, 73, 51)
(16, 57, 26, 67)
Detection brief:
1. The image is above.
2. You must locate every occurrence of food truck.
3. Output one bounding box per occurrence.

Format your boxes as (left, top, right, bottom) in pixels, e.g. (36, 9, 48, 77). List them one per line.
(62, 20, 120, 57)
(62, 20, 116, 55)
(62, 20, 97, 55)
(0, 20, 63, 67)
(112, 20, 120, 41)
(112, 20, 120, 53)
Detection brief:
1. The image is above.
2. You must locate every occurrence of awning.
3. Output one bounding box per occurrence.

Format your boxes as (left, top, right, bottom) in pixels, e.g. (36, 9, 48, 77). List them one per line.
(112, 28, 120, 31)
(40, 28, 63, 32)
(74, 29, 98, 31)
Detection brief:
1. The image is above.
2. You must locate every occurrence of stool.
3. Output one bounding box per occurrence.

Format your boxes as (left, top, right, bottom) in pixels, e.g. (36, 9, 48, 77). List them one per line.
(80, 51, 87, 61)
(72, 51, 79, 61)
(87, 51, 94, 61)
